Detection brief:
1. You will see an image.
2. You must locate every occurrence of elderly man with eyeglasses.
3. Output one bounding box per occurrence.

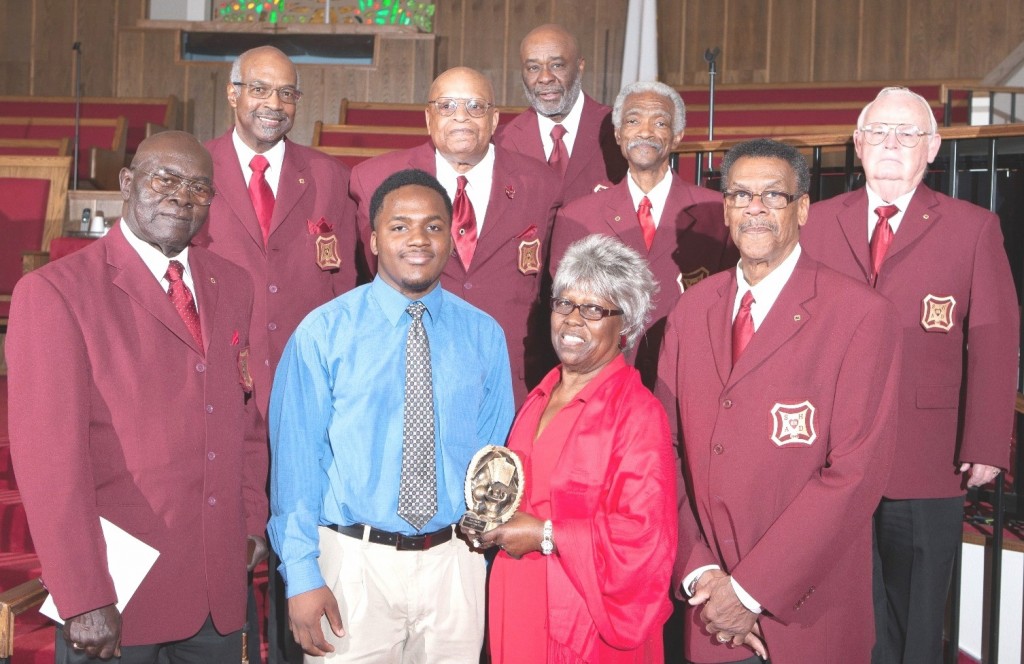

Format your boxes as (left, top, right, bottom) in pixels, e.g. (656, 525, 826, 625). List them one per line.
(8, 131, 268, 663)
(350, 66, 562, 406)
(802, 87, 1018, 664)
(657, 138, 902, 663)
(194, 45, 359, 664)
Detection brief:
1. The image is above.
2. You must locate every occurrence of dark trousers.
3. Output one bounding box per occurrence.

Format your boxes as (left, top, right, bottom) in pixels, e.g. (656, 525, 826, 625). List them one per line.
(55, 615, 242, 664)
(266, 550, 303, 664)
(871, 495, 965, 664)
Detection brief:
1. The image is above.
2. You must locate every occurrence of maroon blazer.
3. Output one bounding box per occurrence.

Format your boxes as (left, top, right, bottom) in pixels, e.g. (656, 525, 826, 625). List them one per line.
(656, 252, 901, 663)
(195, 131, 358, 416)
(349, 141, 561, 405)
(549, 173, 735, 388)
(803, 185, 1018, 499)
(7, 225, 268, 646)
(493, 93, 628, 205)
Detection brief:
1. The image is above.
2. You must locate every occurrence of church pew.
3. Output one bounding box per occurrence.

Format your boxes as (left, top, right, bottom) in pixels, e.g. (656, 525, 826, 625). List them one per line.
(338, 99, 526, 127)
(0, 95, 178, 155)
(0, 139, 70, 158)
(311, 122, 427, 150)
(0, 118, 124, 189)
(314, 146, 393, 168)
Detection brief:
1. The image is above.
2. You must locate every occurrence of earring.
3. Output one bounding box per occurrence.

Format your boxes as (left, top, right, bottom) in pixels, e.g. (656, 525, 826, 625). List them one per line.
(619, 334, 627, 350)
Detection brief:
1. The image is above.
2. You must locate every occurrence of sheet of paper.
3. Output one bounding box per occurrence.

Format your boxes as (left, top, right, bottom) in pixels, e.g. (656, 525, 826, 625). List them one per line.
(40, 517, 160, 624)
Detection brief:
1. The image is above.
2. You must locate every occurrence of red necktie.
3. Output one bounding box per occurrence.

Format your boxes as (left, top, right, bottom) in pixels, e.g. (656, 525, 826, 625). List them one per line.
(549, 124, 569, 176)
(637, 196, 656, 250)
(452, 175, 478, 269)
(870, 204, 899, 286)
(165, 260, 203, 350)
(248, 155, 275, 244)
(732, 290, 755, 366)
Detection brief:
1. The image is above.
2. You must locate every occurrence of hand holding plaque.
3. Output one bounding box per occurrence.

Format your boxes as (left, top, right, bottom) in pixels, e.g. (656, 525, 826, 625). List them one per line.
(459, 446, 524, 538)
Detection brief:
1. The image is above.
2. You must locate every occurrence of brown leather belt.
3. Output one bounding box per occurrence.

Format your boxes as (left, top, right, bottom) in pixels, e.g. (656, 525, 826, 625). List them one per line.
(328, 523, 454, 551)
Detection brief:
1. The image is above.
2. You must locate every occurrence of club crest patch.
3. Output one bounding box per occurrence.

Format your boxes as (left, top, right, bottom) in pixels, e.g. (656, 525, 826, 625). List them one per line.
(315, 234, 343, 271)
(678, 267, 710, 293)
(770, 401, 817, 447)
(515, 225, 541, 275)
(238, 346, 254, 392)
(920, 294, 956, 332)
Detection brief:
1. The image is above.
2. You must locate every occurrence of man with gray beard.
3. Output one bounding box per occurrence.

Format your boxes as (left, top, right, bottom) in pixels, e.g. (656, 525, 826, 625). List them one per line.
(494, 24, 627, 204)
(549, 81, 733, 389)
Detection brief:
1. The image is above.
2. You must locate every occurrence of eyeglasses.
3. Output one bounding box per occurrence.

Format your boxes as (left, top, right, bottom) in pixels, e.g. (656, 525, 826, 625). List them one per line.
(723, 189, 801, 209)
(232, 81, 303, 105)
(428, 97, 493, 118)
(857, 122, 932, 147)
(138, 169, 215, 206)
(550, 297, 623, 321)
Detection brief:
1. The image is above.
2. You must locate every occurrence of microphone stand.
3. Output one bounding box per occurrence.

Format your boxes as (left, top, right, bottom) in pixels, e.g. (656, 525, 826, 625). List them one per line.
(71, 42, 82, 191)
(703, 48, 721, 182)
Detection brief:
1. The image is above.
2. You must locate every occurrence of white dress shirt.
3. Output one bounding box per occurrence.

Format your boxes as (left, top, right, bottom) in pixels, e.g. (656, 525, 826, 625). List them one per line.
(232, 128, 285, 196)
(120, 219, 199, 312)
(865, 185, 916, 239)
(625, 168, 673, 229)
(435, 144, 495, 234)
(536, 92, 584, 160)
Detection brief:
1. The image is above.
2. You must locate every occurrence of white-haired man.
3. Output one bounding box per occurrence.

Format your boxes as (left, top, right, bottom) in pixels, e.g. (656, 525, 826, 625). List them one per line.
(802, 86, 1018, 664)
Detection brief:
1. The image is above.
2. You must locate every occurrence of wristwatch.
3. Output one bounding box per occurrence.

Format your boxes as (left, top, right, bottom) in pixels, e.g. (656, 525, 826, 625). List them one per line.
(541, 519, 554, 555)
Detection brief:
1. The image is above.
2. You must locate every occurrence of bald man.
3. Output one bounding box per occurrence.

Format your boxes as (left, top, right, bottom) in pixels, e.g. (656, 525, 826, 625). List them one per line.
(494, 24, 627, 204)
(350, 66, 561, 405)
(8, 132, 268, 663)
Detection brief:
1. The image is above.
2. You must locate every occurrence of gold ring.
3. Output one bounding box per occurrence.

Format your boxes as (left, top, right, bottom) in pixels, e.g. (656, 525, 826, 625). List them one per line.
(717, 634, 730, 644)
(72, 642, 84, 650)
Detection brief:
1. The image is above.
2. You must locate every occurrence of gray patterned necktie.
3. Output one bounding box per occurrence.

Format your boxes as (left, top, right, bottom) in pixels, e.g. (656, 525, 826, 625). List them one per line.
(397, 301, 437, 530)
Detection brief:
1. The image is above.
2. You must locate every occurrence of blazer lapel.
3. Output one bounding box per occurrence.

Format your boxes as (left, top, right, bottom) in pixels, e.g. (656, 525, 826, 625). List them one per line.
(506, 111, 547, 164)
(884, 185, 939, 266)
(602, 183, 646, 248)
(726, 254, 815, 389)
(106, 226, 204, 354)
(835, 188, 872, 283)
(211, 138, 265, 251)
(648, 175, 698, 265)
(269, 140, 309, 238)
(190, 254, 219, 357)
(707, 274, 736, 386)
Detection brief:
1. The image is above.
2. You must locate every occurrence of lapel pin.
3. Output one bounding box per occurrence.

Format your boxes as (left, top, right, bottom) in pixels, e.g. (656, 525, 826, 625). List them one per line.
(210, 277, 217, 284)
(614, 215, 621, 222)
(505, 185, 515, 199)
(922, 214, 929, 220)
(299, 178, 306, 184)
(793, 314, 801, 321)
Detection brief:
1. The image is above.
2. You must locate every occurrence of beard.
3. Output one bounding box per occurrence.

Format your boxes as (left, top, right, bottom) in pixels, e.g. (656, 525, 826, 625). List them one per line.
(524, 73, 583, 118)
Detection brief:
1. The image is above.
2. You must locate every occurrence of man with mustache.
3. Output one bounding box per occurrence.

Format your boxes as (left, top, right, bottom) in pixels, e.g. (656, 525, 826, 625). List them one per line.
(657, 139, 901, 663)
(350, 66, 561, 405)
(549, 81, 733, 388)
(802, 87, 1018, 664)
(269, 169, 514, 663)
(494, 23, 627, 204)
(194, 44, 358, 663)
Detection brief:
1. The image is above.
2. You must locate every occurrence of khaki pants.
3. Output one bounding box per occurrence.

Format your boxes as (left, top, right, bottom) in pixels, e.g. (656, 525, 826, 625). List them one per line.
(306, 526, 485, 664)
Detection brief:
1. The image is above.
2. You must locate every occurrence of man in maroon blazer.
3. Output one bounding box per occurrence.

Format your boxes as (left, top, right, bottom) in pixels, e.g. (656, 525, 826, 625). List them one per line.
(349, 67, 561, 405)
(802, 87, 1019, 664)
(194, 45, 358, 418)
(7, 132, 268, 663)
(493, 24, 627, 204)
(549, 80, 733, 388)
(657, 139, 901, 663)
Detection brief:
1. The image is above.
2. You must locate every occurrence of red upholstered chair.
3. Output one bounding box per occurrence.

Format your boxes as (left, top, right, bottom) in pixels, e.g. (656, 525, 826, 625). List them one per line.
(0, 155, 71, 375)
(0, 118, 125, 189)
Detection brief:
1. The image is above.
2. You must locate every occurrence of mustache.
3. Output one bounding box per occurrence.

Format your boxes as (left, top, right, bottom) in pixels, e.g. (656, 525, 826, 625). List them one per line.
(738, 219, 779, 233)
(254, 111, 288, 122)
(530, 85, 565, 95)
(627, 138, 663, 151)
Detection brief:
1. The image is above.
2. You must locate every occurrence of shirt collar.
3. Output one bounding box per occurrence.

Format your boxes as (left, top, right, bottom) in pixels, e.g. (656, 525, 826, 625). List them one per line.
(119, 218, 192, 285)
(536, 91, 585, 145)
(434, 143, 495, 186)
(232, 128, 286, 179)
(865, 184, 916, 234)
(370, 275, 445, 327)
(625, 169, 673, 226)
(735, 244, 802, 325)
(534, 353, 628, 403)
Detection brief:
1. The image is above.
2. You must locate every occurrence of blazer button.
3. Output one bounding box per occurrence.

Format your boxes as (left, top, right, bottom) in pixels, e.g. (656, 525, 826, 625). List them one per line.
(207, 496, 217, 506)
(205, 404, 214, 414)
(713, 444, 724, 455)
(195, 362, 206, 373)
(208, 451, 216, 461)
(464, 282, 473, 290)
(268, 322, 278, 331)
(722, 399, 733, 408)
(268, 284, 279, 294)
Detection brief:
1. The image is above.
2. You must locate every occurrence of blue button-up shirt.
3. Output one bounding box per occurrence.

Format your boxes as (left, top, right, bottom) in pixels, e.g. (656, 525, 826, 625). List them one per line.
(268, 276, 515, 597)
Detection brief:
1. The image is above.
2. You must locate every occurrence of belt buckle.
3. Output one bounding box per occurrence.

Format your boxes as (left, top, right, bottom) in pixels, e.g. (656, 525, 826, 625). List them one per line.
(396, 533, 428, 552)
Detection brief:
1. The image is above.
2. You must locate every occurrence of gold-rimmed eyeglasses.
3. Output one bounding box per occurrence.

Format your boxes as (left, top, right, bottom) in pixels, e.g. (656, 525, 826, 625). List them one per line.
(857, 122, 933, 148)
(137, 169, 215, 206)
(428, 97, 493, 118)
(232, 81, 303, 105)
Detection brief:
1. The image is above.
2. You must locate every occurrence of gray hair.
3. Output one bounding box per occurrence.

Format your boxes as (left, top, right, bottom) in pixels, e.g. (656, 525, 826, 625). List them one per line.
(552, 234, 659, 352)
(612, 81, 686, 134)
(856, 86, 937, 134)
(229, 47, 301, 89)
(720, 138, 811, 196)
